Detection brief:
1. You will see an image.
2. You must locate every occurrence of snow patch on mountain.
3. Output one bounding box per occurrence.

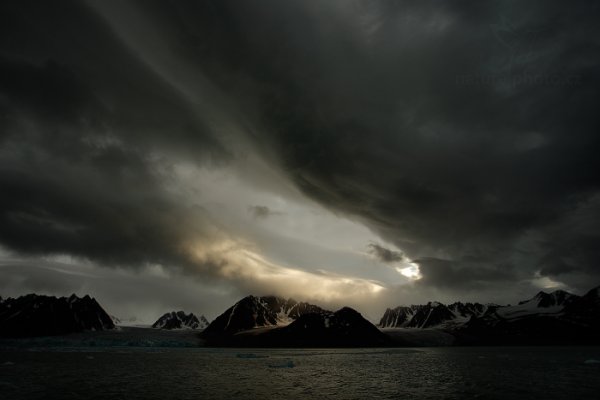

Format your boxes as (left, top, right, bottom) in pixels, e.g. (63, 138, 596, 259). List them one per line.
(379, 302, 491, 329)
(381, 288, 599, 333)
(152, 311, 209, 330)
(203, 295, 327, 335)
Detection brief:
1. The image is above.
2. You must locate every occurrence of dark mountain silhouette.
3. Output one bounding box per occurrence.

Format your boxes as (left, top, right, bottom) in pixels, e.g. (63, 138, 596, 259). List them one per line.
(454, 286, 600, 345)
(203, 301, 390, 347)
(264, 307, 391, 347)
(381, 286, 600, 345)
(202, 295, 325, 336)
(0, 294, 114, 338)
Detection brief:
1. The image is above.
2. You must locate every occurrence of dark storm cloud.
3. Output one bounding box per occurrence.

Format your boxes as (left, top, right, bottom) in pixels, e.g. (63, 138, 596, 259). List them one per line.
(247, 205, 281, 220)
(367, 243, 405, 264)
(0, 258, 240, 321)
(1, 0, 599, 297)
(414, 257, 515, 291)
(165, 0, 600, 290)
(0, 1, 231, 274)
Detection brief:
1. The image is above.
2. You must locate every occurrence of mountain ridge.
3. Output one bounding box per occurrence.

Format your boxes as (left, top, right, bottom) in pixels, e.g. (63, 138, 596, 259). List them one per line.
(0, 293, 115, 337)
(380, 301, 493, 329)
(152, 311, 209, 330)
(202, 295, 327, 336)
(202, 299, 390, 347)
(378, 286, 600, 345)
(2, 286, 599, 345)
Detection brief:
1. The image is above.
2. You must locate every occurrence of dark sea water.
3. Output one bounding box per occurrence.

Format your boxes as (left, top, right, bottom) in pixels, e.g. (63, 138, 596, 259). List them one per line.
(1, 347, 599, 400)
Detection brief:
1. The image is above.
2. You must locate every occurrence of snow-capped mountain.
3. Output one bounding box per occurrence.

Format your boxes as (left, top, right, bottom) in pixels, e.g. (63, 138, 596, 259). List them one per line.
(382, 286, 600, 344)
(0, 293, 115, 337)
(380, 289, 589, 330)
(526, 290, 577, 308)
(497, 287, 598, 323)
(455, 286, 600, 345)
(152, 311, 209, 330)
(379, 301, 490, 329)
(488, 289, 578, 322)
(203, 303, 390, 347)
(203, 295, 326, 335)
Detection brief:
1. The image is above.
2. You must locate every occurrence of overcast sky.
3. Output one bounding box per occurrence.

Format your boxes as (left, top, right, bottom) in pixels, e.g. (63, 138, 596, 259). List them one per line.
(1, 0, 599, 323)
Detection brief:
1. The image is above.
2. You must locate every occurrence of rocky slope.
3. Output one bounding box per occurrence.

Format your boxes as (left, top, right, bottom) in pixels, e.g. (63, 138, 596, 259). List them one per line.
(201, 295, 392, 346)
(202, 295, 326, 336)
(460, 287, 599, 345)
(380, 301, 490, 329)
(266, 306, 391, 347)
(382, 286, 600, 345)
(203, 302, 390, 347)
(152, 311, 209, 330)
(0, 293, 115, 337)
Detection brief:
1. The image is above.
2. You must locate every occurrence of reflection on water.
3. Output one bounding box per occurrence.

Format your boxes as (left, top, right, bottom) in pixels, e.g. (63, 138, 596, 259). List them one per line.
(1, 347, 599, 399)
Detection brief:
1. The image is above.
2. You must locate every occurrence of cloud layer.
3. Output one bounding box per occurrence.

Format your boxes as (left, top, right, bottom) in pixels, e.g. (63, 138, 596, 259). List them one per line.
(1, 1, 599, 317)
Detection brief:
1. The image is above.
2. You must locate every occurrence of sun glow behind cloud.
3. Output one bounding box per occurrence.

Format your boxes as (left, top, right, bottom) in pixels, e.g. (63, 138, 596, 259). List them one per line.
(396, 262, 422, 280)
(188, 239, 386, 303)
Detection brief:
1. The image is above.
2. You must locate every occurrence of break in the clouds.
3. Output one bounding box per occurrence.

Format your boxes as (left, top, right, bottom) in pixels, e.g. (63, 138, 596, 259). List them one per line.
(1, 0, 599, 318)
(368, 243, 405, 264)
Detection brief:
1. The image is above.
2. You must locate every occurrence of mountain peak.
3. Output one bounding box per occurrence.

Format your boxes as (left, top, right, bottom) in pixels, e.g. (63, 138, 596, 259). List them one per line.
(251, 306, 390, 347)
(152, 311, 208, 330)
(584, 286, 600, 298)
(526, 289, 577, 308)
(335, 306, 361, 316)
(380, 301, 489, 329)
(202, 295, 327, 336)
(0, 293, 114, 337)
